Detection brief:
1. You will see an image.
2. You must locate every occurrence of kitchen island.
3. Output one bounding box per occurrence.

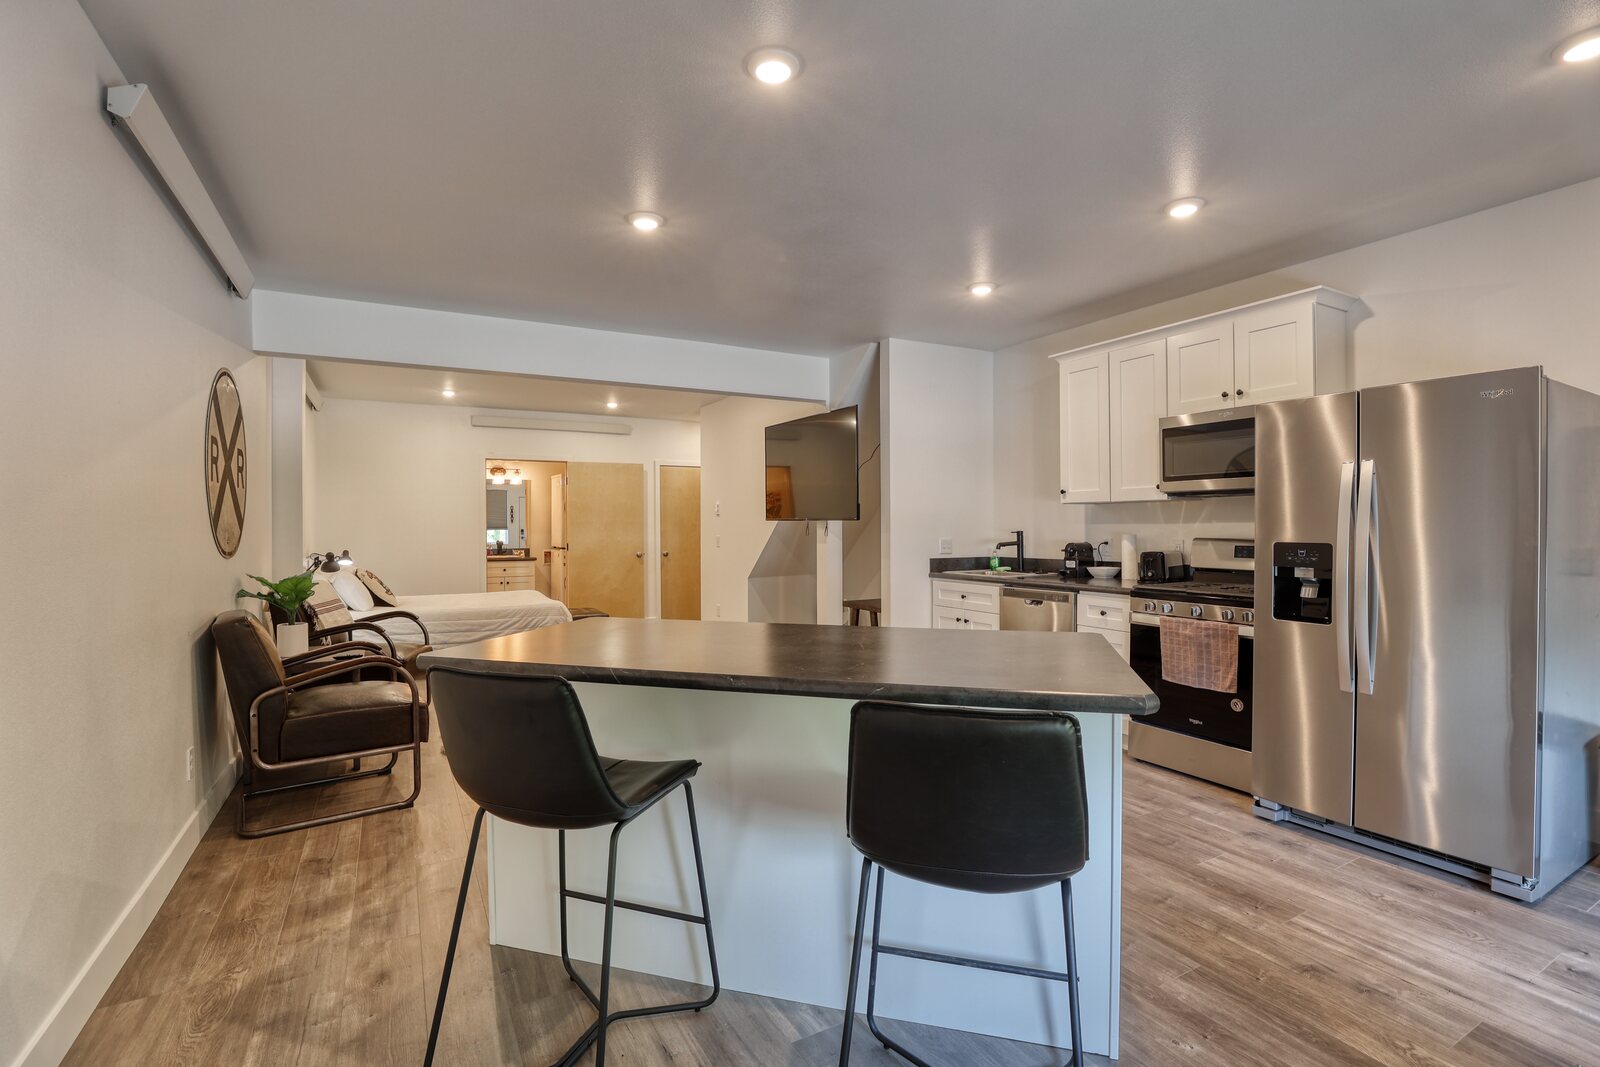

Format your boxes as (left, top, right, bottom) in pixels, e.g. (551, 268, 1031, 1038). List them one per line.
(420, 618, 1155, 1060)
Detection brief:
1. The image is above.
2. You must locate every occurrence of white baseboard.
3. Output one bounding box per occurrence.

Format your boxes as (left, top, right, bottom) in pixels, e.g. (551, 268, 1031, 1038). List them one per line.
(9, 757, 240, 1067)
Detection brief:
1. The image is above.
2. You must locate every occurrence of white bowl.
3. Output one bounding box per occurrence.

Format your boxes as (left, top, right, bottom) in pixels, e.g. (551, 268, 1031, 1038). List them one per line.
(1087, 565, 1121, 579)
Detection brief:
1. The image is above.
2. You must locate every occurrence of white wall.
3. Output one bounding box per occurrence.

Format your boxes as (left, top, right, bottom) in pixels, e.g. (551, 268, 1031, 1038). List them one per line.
(995, 176, 1600, 562)
(698, 396, 824, 622)
(880, 339, 995, 626)
(310, 396, 699, 598)
(253, 289, 831, 402)
(0, 4, 270, 1064)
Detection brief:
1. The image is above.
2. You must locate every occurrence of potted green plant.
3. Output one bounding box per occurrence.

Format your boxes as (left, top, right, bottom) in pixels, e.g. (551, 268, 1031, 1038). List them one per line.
(236, 570, 317, 654)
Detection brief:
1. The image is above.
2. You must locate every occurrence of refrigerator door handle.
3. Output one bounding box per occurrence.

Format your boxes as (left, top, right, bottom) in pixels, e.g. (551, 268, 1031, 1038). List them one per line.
(1354, 459, 1377, 694)
(1335, 460, 1356, 693)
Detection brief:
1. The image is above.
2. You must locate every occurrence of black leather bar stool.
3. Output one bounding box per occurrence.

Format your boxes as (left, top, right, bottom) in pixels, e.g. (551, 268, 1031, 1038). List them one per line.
(838, 701, 1089, 1067)
(424, 669, 720, 1067)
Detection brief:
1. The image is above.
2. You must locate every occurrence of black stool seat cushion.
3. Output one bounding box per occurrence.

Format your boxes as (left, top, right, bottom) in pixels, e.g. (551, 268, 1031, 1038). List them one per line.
(279, 680, 421, 763)
(847, 701, 1089, 894)
(428, 669, 699, 829)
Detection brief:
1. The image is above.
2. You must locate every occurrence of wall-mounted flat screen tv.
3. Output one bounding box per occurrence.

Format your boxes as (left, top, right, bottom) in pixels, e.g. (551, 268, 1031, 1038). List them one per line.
(764, 406, 860, 521)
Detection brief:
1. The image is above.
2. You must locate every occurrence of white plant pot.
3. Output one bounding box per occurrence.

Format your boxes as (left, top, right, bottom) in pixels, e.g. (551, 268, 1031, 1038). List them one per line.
(276, 621, 309, 657)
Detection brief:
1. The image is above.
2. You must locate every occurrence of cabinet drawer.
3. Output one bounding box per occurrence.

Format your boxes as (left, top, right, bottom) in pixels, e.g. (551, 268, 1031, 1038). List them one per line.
(934, 605, 1000, 630)
(931, 579, 1003, 614)
(1079, 624, 1130, 661)
(1077, 593, 1130, 631)
(487, 561, 534, 576)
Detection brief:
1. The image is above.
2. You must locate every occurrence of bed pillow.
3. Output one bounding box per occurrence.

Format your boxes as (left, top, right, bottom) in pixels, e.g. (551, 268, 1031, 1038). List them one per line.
(303, 580, 355, 635)
(330, 569, 375, 611)
(357, 568, 399, 607)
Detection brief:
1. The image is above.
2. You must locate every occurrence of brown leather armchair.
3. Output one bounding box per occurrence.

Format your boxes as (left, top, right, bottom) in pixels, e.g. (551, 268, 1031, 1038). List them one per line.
(212, 610, 426, 837)
(271, 600, 434, 673)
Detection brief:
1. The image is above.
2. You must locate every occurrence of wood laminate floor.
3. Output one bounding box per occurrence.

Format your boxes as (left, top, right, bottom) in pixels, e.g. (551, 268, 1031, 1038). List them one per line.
(63, 741, 1600, 1066)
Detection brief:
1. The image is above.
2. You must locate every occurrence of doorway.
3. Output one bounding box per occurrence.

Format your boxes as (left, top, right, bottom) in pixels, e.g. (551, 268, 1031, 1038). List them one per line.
(658, 465, 702, 620)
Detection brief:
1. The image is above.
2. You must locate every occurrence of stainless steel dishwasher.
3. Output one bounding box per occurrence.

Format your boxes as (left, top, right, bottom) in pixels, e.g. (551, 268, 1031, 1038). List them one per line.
(999, 586, 1075, 631)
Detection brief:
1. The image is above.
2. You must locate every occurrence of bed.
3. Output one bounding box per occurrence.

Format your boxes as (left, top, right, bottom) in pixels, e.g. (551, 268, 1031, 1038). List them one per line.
(350, 590, 573, 649)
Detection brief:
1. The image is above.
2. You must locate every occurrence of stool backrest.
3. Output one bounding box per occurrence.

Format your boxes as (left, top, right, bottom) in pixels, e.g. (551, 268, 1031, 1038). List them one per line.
(429, 668, 629, 828)
(847, 701, 1089, 891)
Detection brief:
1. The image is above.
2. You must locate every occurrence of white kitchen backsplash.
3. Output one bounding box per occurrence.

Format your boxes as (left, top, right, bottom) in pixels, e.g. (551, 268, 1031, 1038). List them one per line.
(1078, 496, 1255, 568)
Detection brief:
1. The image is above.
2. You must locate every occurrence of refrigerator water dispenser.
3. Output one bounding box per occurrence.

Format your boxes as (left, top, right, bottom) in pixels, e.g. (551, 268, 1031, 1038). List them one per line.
(1271, 542, 1333, 624)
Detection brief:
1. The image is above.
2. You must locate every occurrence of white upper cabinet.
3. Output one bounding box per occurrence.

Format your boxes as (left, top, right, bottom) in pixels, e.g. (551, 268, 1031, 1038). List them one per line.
(1054, 287, 1356, 503)
(1058, 350, 1111, 503)
(1108, 339, 1167, 501)
(1167, 322, 1235, 415)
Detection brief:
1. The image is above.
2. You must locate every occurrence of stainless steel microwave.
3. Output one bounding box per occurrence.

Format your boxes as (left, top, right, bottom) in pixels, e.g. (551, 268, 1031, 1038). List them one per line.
(1158, 407, 1255, 495)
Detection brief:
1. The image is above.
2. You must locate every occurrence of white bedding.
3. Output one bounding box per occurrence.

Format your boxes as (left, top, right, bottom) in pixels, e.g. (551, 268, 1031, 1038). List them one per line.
(350, 590, 572, 649)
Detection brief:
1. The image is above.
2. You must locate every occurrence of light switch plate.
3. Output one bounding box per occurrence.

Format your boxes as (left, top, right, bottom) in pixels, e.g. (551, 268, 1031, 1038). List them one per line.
(938, 537, 953, 555)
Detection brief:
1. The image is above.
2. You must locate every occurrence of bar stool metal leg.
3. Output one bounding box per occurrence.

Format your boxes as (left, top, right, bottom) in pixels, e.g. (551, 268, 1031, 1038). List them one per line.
(865, 867, 934, 1067)
(837, 857, 874, 1066)
(424, 806, 486, 1067)
(1062, 879, 1083, 1067)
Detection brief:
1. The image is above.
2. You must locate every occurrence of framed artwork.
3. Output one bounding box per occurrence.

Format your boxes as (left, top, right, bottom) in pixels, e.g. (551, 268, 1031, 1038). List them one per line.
(205, 368, 247, 557)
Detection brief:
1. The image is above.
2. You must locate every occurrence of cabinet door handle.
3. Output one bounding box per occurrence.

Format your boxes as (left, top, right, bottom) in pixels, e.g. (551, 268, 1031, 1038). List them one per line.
(1221, 391, 1229, 399)
(1236, 388, 1245, 397)
(1099, 609, 1107, 616)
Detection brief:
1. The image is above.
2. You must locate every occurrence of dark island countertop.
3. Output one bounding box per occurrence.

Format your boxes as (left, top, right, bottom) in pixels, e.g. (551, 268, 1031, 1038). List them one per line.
(419, 618, 1157, 715)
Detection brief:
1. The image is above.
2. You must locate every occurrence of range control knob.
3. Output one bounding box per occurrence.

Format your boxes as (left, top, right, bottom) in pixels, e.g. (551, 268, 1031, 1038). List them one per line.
(1242, 610, 1255, 624)
(1160, 602, 1174, 614)
(1141, 600, 1156, 612)
(1190, 605, 1203, 618)
(1220, 608, 1235, 621)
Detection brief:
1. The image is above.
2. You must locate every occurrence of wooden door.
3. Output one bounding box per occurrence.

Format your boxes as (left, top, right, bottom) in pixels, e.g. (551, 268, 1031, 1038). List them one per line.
(565, 462, 645, 617)
(1109, 339, 1168, 501)
(1166, 321, 1235, 415)
(548, 473, 568, 603)
(1057, 350, 1111, 503)
(658, 465, 701, 620)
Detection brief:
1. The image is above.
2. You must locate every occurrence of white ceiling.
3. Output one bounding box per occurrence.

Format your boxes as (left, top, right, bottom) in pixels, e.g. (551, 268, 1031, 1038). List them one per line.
(307, 360, 719, 421)
(84, 1, 1600, 358)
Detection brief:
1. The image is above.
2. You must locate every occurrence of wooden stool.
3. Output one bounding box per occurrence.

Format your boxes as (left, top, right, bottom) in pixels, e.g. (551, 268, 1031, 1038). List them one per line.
(843, 598, 881, 626)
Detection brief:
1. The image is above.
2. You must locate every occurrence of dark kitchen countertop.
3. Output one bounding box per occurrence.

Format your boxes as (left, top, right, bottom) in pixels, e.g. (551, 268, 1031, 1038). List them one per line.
(929, 567, 1139, 594)
(420, 618, 1156, 715)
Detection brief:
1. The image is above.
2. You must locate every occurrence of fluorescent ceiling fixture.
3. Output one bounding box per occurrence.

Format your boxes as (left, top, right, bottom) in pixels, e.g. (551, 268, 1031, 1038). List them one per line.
(441, 388, 456, 398)
(1557, 28, 1600, 62)
(105, 84, 254, 297)
(746, 47, 803, 84)
(627, 211, 664, 231)
(606, 400, 619, 409)
(967, 282, 996, 297)
(1165, 197, 1205, 219)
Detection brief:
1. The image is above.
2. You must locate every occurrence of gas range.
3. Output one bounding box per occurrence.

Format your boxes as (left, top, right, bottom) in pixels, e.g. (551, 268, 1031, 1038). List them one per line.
(1131, 537, 1257, 624)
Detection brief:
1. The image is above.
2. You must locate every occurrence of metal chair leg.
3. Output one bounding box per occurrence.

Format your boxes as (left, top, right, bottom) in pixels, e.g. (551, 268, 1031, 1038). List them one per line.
(593, 822, 624, 1066)
(838, 857, 873, 1066)
(424, 806, 485, 1067)
(1062, 879, 1083, 1067)
(865, 867, 934, 1067)
(682, 782, 722, 1008)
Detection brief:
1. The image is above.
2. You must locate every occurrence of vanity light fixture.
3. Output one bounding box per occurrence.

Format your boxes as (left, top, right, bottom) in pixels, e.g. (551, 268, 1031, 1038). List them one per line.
(1166, 197, 1205, 219)
(509, 469, 523, 485)
(628, 211, 664, 232)
(967, 282, 996, 297)
(1557, 27, 1600, 63)
(745, 47, 803, 85)
(489, 465, 508, 485)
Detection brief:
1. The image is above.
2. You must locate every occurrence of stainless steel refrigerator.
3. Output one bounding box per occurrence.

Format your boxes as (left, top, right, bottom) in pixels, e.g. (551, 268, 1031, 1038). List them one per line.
(1253, 366, 1600, 901)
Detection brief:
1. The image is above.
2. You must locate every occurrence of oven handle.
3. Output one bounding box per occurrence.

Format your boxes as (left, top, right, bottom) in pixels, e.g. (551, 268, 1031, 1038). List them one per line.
(1334, 460, 1355, 693)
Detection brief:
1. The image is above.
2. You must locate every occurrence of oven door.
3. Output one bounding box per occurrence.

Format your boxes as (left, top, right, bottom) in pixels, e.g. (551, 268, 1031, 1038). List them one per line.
(1158, 407, 1255, 495)
(1129, 616, 1253, 750)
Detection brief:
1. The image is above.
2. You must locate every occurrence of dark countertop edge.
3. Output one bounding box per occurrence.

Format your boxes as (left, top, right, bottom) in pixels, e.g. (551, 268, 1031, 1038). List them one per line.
(928, 570, 1140, 593)
(417, 655, 1158, 715)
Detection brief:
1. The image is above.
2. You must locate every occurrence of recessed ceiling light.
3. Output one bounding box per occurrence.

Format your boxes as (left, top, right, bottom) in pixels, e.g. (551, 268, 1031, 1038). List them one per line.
(746, 47, 803, 85)
(441, 388, 456, 398)
(627, 211, 664, 232)
(1165, 197, 1206, 219)
(606, 400, 620, 410)
(1557, 28, 1600, 63)
(968, 282, 996, 297)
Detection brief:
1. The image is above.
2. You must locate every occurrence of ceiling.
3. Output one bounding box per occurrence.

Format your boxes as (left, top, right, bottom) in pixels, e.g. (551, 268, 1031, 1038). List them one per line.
(84, 1, 1600, 358)
(307, 360, 719, 421)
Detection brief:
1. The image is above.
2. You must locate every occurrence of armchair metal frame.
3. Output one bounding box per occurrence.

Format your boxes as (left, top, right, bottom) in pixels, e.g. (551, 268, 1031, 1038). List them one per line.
(238, 643, 424, 838)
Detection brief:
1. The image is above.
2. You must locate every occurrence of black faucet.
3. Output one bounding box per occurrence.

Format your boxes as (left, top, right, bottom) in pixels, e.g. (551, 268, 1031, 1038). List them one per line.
(995, 530, 1025, 572)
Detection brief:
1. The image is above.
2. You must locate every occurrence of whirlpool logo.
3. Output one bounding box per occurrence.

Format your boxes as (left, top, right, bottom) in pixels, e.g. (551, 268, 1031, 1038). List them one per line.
(1480, 387, 1516, 400)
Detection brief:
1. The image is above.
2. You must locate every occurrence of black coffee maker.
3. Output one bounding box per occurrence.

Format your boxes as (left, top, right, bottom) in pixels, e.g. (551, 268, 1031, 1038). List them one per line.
(1060, 541, 1096, 576)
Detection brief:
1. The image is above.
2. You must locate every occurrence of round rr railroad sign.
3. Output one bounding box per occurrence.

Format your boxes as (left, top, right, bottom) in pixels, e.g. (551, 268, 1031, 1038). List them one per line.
(205, 368, 247, 558)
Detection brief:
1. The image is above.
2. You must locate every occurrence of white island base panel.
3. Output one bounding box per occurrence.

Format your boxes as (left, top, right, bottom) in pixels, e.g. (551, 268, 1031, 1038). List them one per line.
(486, 683, 1125, 1060)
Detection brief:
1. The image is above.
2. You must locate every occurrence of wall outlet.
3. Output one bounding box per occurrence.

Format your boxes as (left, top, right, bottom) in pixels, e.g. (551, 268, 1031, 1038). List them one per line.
(938, 537, 954, 555)
(185, 746, 195, 783)
(714, 500, 721, 517)
(715, 604, 722, 618)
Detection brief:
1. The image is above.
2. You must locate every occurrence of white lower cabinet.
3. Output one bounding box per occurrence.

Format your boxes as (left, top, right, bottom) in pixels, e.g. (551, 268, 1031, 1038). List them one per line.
(1077, 591, 1133, 748)
(934, 605, 1000, 631)
(930, 580, 1001, 630)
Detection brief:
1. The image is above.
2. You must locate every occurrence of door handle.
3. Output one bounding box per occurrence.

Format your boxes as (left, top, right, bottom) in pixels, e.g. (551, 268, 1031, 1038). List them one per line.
(661, 551, 670, 558)
(1353, 459, 1378, 694)
(635, 551, 644, 559)
(1334, 460, 1355, 693)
